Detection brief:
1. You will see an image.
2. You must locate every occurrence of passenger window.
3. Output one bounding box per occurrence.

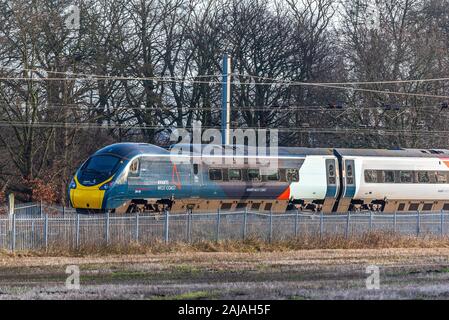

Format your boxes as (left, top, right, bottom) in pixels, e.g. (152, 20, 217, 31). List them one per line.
(228, 169, 242, 181)
(286, 169, 299, 182)
(418, 171, 430, 183)
(400, 171, 413, 183)
(422, 203, 433, 211)
(364, 170, 377, 183)
(209, 168, 223, 181)
(408, 203, 419, 211)
(264, 170, 279, 181)
(382, 170, 395, 183)
(437, 171, 448, 183)
(397, 203, 405, 211)
(248, 169, 261, 182)
(193, 164, 199, 175)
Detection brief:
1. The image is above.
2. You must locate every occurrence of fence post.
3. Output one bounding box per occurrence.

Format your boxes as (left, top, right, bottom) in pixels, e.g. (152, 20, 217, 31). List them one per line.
(76, 213, 80, 249)
(187, 211, 192, 243)
(394, 211, 397, 233)
(320, 211, 324, 239)
(135, 212, 139, 243)
(40, 200, 43, 217)
(11, 213, 15, 252)
(441, 209, 444, 238)
(243, 208, 248, 240)
(164, 209, 169, 244)
(269, 209, 273, 243)
(216, 209, 221, 242)
(294, 209, 299, 238)
(105, 211, 110, 245)
(345, 212, 350, 238)
(44, 213, 48, 251)
(417, 210, 420, 237)
(369, 211, 373, 232)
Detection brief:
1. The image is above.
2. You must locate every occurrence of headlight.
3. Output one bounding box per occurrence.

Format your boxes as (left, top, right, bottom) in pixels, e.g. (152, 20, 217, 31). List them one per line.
(99, 182, 113, 190)
(69, 178, 77, 189)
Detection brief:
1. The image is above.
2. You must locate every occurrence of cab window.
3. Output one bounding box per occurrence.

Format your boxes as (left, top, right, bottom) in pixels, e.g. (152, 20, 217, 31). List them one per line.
(129, 159, 139, 176)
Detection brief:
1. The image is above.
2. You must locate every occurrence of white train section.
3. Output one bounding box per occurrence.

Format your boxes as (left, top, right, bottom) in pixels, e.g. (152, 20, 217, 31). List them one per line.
(332, 148, 449, 213)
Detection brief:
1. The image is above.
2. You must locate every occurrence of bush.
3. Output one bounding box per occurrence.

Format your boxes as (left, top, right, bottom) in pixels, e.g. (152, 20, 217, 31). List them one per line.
(23, 178, 58, 204)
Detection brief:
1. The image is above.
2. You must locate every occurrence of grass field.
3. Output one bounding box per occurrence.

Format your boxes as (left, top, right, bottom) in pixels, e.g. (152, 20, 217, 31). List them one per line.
(1, 234, 449, 299)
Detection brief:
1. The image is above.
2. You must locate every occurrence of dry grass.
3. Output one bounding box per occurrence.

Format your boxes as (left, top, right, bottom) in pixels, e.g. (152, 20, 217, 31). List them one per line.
(2, 231, 449, 258)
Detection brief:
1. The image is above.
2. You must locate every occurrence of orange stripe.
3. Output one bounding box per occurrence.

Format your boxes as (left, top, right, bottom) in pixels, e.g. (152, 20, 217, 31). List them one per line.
(277, 187, 290, 200)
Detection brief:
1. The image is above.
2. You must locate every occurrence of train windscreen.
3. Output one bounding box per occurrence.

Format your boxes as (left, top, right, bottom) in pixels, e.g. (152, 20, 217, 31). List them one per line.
(78, 155, 122, 185)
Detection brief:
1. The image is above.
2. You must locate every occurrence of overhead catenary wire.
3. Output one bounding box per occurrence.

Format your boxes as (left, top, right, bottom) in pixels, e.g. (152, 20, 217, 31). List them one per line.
(0, 121, 448, 137)
(3, 65, 449, 86)
(1, 67, 449, 100)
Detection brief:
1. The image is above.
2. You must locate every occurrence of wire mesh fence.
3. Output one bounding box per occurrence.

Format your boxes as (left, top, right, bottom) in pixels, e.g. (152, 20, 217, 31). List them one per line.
(1, 203, 449, 251)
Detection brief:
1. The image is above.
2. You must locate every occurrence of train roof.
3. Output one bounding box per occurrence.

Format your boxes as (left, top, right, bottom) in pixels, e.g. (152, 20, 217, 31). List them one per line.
(168, 144, 334, 157)
(94, 143, 168, 159)
(335, 148, 449, 158)
(94, 143, 449, 159)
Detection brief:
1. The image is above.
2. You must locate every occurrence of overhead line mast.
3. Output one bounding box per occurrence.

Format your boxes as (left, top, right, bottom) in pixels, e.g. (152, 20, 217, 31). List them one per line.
(221, 53, 231, 145)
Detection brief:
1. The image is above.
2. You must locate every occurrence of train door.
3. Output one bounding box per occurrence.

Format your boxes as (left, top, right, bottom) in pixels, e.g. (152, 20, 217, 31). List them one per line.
(335, 158, 356, 212)
(323, 158, 339, 212)
(190, 162, 203, 198)
(344, 159, 356, 199)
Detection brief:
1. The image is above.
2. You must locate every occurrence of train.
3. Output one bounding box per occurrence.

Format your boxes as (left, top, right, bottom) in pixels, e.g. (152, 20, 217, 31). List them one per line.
(68, 142, 449, 214)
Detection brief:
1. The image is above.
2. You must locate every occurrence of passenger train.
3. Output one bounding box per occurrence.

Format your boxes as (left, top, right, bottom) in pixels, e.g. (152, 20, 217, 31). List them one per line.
(68, 143, 449, 214)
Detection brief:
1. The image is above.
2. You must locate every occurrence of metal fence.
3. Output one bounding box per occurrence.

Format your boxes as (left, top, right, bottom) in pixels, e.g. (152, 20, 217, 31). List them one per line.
(1, 203, 449, 251)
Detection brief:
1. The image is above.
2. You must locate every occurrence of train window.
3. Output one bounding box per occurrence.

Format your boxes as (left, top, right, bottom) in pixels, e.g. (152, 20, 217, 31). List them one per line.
(264, 203, 273, 211)
(209, 168, 223, 181)
(422, 203, 433, 211)
(129, 159, 139, 176)
(251, 203, 261, 210)
(329, 164, 335, 176)
(228, 169, 242, 181)
(397, 203, 405, 211)
(408, 203, 419, 211)
(443, 203, 449, 211)
(286, 169, 299, 182)
(346, 164, 353, 177)
(400, 171, 413, 183)
(364, 170, 377, 183)
(383, 170, 395, 183)
(193, 164, 199, 175)
(264, 170, 280, 181)
(418, 171, 430, 183)
(248, 169, 261, 182)
(437, 171, 448, 183)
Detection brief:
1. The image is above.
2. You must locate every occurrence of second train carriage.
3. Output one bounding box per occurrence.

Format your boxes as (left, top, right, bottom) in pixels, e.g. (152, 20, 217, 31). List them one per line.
(68, 142, 449, 214)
